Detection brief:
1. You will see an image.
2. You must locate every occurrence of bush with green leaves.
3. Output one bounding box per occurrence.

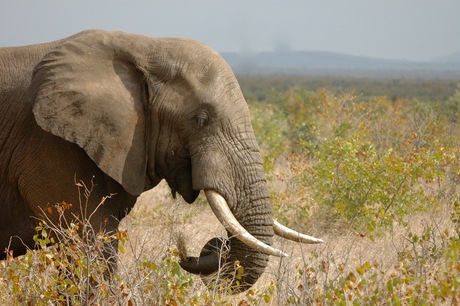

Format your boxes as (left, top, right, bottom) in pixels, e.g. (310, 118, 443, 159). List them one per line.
(0, 181, 129, 305)
(255, 88, 460, 234)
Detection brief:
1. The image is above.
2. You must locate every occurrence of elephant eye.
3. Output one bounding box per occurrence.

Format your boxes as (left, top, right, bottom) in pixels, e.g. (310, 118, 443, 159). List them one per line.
(196, 110, 209, 127)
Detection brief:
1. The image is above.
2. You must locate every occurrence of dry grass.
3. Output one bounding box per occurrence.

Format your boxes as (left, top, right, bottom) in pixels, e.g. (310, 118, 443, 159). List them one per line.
(0, 178, 457, 304)
(111, 180, 458, 305)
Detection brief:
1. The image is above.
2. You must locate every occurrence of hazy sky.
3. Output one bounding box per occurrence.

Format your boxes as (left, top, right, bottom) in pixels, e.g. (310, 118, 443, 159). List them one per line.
(1, 1, 459, 62)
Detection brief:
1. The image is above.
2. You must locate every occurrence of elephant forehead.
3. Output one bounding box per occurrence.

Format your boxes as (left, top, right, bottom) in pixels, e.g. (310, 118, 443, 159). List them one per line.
(191, 56, 222, 84)
(179, 48, 235, 89)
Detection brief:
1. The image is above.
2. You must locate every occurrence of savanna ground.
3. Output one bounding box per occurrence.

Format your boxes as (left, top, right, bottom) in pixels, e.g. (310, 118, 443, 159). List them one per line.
(1, 76, 459, 305)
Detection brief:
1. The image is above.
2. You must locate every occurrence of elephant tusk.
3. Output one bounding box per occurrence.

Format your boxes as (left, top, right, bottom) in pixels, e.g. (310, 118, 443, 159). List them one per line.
(205, 190, 288, 258)
(273, 220, 323, 244)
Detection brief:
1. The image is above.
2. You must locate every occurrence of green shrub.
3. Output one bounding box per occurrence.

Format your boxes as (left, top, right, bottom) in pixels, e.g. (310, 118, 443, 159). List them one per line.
(259, 88, 460, 234)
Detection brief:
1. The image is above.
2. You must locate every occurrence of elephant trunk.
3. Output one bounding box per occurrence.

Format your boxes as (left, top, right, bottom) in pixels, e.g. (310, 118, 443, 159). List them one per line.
(180, 165, 275, 293)
(223, 197, 273, 292)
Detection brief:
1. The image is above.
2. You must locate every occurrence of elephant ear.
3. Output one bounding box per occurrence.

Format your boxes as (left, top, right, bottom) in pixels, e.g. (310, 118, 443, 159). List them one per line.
(32, 31, 149, 195)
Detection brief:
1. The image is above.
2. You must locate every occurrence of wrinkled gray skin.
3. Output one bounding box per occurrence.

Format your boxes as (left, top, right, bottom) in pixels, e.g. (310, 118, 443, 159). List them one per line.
(0, 30, 273, 292)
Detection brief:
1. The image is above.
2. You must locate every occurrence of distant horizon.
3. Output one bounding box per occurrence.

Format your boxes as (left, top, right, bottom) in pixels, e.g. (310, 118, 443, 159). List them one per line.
(220, 49, 460, 64)
(2, 31, 459, 63)
(5, 35, 458, 64)
(1, 1, 459, 63)
(220, 48, 460, 80)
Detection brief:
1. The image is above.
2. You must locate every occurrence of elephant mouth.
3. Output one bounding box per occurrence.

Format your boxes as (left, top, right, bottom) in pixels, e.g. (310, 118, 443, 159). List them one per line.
(167, 178, 199, 204)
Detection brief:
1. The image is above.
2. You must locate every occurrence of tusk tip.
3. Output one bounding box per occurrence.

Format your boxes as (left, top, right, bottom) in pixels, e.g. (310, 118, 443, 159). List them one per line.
(307, 237, 324, 244)
(273, 220, 324, 244)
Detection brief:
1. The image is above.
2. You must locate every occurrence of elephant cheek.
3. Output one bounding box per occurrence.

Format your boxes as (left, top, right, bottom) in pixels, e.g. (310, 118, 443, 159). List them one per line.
(191, 152, 231, 192)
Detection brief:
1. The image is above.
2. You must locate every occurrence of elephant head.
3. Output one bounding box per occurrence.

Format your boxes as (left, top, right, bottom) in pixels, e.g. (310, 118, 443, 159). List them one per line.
(31, 30, 322, 292)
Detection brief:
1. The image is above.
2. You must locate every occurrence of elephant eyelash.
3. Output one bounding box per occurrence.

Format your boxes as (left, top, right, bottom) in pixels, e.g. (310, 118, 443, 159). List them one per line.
(196, 111, 209, 127)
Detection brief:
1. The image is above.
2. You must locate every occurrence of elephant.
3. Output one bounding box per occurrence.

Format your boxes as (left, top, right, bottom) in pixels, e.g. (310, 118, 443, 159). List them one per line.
(0, 30, 322, 292)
